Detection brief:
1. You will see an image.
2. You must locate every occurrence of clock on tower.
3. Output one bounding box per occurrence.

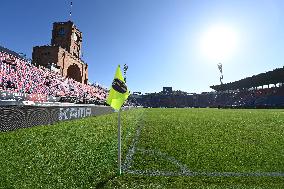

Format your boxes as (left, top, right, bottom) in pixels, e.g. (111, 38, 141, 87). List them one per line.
(51, 21, 82, 58)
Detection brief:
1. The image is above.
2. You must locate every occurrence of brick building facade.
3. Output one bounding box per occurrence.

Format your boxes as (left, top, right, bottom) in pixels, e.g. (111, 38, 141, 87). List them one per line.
(32, 21, 88, 84)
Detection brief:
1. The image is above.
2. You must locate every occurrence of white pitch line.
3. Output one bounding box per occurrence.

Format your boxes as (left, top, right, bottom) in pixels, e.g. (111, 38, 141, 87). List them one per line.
(126, 169, 284, 177)
(122, 111, 145, 171)
(136, 148, 191, 174)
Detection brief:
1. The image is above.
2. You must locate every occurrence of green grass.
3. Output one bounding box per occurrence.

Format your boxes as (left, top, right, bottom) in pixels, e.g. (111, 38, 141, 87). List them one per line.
(0, 108, 284, 188)
(136, 109, 284, 173)
(0, 109, 141, 189)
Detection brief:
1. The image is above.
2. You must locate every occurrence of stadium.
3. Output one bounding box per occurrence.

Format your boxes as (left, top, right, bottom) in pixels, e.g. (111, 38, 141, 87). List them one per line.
(129, 67, 284, 108)
(1, 1, 284, 189)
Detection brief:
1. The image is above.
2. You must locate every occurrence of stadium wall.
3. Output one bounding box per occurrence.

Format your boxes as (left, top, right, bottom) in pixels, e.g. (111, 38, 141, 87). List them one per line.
(0, 105, 131, 132)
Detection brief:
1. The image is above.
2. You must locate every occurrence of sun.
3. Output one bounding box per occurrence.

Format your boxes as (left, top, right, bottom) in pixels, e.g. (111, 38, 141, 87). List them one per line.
(200, 25, 238, 61)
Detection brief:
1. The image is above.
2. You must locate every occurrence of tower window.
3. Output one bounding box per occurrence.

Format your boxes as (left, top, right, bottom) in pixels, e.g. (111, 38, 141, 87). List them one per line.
(58, 28, 65, 36)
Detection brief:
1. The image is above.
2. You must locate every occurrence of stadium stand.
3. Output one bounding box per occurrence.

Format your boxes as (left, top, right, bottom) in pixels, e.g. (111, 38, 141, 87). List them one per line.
(129, 67, 284, 108)
(0, 48, 108, 105)
(210, 67, 284, 91)
(130, 87, 284, 108)
(209, 68, 284, 108)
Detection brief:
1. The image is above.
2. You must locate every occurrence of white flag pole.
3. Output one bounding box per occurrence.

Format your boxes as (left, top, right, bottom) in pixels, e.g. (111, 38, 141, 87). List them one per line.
(118, 108, 122, 175)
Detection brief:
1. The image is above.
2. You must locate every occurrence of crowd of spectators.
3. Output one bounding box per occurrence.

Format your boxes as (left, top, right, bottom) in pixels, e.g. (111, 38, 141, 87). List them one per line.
(0, 50, 108, 104)
(131, 87, 284, 108)
(1, 49, 283, 108)
(202, 87, 284, 108)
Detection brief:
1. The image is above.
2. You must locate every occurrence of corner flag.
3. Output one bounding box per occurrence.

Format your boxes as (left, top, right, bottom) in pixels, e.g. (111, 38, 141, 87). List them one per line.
(106, 65, 130, 110)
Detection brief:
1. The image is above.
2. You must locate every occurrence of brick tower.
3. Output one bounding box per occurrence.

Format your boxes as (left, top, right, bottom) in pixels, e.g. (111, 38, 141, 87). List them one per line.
(32, 21, 88, 84)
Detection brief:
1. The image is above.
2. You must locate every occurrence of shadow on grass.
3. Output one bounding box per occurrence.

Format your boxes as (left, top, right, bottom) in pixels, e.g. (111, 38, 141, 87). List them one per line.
(94, 174, 117, 188)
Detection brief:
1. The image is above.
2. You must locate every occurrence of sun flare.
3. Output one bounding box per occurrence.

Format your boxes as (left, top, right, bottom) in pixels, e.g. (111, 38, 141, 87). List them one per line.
(200, 25, 238, 61)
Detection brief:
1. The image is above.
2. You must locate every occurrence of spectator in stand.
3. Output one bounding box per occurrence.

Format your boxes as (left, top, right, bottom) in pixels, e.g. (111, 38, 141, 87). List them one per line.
(0, 51, 108, 103)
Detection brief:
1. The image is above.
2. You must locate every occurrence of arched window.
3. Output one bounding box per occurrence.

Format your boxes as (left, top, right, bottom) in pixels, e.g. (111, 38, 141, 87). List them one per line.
(67, 64, 82, 83)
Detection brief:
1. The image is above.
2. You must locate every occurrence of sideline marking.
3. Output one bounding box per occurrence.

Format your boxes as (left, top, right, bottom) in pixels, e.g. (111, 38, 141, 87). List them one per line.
(123, 110, 145, 171)
(136, 148, 191, 174)
(126, 169, 284, 177)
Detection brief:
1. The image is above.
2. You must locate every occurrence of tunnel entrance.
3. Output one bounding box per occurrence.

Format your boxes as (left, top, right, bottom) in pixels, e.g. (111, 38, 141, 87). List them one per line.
(67, 64, 82, 83)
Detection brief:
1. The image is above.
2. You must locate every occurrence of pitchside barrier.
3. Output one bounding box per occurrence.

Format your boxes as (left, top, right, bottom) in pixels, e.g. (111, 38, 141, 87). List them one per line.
(0, 103, 134, 132)
(0, 90, 60, 102)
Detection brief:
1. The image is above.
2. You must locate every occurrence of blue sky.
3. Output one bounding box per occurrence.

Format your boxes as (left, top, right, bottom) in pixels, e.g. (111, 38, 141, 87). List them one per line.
(1, 0, 284, 93)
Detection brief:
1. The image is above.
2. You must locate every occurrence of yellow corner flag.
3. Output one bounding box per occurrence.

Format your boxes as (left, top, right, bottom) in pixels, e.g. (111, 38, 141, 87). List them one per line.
(106, 65, 130, 110)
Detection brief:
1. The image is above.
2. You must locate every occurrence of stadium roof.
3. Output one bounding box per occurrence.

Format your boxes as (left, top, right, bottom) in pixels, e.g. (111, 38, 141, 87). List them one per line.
(210, 67, 284, 91)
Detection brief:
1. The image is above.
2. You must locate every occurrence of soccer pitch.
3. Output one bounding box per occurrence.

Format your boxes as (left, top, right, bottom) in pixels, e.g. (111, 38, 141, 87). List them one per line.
(1, 108, 284, 188)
